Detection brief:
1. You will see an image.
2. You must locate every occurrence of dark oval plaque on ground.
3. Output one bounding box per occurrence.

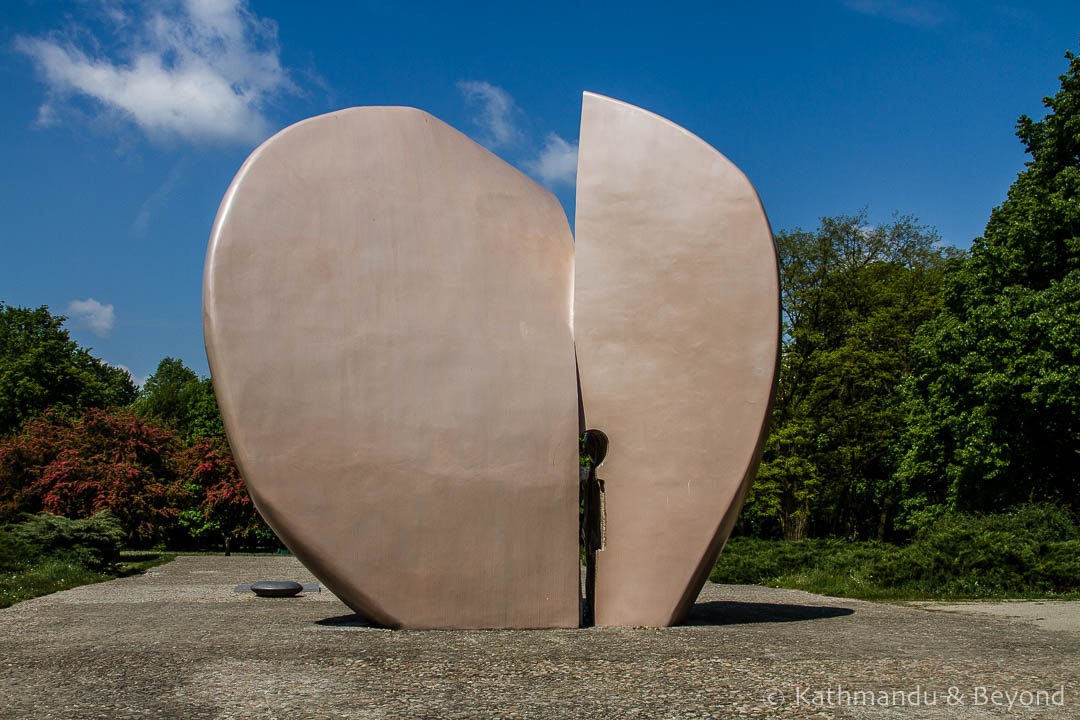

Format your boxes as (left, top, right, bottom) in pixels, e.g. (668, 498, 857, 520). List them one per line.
(251, 580, 303, 598)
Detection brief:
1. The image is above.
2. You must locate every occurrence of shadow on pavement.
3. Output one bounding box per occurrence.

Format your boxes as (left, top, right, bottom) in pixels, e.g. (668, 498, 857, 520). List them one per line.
(315, 613, 379, 628)
(684, 601, 854, 626)
(316, 603, 854, 629)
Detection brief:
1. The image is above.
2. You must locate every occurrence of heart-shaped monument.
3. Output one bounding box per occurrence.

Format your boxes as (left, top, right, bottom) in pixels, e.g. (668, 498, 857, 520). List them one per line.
(204, 94, 778, 629)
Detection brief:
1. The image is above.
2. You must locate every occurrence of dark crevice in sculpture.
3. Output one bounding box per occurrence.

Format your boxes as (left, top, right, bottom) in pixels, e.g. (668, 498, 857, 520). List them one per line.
(580, 429, 608, 627)
(575, 351, 586, 436)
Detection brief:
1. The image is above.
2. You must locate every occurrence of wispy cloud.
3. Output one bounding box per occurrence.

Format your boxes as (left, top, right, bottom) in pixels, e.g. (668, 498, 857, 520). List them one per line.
(132, 158, 188, 236)
(457, 80, 522, 149)
(67, 298, 115, 337)
(455, 80, 579, 191)
(526, 133, 578, 188)
(16, 0, 295, 145)
(842, 0, 948, 28)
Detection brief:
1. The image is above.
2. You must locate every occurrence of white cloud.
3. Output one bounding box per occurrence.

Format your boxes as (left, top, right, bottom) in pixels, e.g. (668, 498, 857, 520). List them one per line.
(16, 0, 295, 145)
(526, 133, 578, 188)
(843, 0, 947, 28)
(457, 80, 522, 148)
(455, 80, 578, 190)
(67, 298, 115, 337)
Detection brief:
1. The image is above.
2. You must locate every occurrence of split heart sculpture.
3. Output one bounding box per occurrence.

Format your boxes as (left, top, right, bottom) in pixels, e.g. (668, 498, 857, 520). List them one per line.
(203, 92, 779, 629)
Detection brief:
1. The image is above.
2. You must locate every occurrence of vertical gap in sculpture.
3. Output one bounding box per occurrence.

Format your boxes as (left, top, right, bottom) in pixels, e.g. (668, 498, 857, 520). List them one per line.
(599, 480, 607, 551)
(581, 428, 608, 627)
(579, 439, 588, 627)
(575, 355, 587, 627)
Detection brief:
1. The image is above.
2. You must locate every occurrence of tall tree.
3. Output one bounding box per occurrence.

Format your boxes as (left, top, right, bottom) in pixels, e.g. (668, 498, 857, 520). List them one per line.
(0, 303, 137, 435)
(135, 357, 224, 441)
(741, 211, 949, 540)
(897, 50, 1080, 521)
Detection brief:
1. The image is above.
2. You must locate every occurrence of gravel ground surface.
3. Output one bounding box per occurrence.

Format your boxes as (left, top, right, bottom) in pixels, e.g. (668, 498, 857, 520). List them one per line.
(906, 600, 1080, 634)
(0, 555, 1076, 719)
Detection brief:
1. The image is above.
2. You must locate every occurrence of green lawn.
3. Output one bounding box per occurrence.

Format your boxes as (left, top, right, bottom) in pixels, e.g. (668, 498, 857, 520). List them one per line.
(0, 551, 174, 610)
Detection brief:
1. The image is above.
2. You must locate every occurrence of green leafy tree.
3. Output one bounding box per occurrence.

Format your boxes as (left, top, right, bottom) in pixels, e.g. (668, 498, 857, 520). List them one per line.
(134, 357, 198, 427)
(98, 364, 139, 408)
(897, 49, 1080, 521)
(742, 211, 950, 540)
(186, 378, 226, 440)
(135, 357, 224, 441)
(0, 303, 137, 435)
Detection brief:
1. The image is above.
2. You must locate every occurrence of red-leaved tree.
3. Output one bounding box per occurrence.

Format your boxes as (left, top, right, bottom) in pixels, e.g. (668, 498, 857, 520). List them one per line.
(174, 439, 272, 554)
(0, 407, 184, 546)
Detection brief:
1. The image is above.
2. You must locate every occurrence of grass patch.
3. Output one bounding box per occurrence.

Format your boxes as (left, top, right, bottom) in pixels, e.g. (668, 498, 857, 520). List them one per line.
(0, 551, 175, 610)
(0, 554, 109, 609)
(0, 513, 176, 609)
(712, 505, 1080, 601)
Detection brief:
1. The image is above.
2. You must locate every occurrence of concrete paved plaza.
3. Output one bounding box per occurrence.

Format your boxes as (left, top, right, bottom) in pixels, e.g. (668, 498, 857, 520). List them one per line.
(0, 555, 1076, 719)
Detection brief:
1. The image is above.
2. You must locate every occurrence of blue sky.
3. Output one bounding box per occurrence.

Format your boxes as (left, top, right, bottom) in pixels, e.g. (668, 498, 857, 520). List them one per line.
(1, 1, 1078, 384)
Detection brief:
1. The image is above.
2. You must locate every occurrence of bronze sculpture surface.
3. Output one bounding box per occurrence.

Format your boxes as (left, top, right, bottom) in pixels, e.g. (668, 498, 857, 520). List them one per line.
(204, 95, 778, 629)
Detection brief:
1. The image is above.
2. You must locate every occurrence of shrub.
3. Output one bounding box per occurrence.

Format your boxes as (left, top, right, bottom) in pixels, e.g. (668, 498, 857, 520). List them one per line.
(5, 512, 124, 571)
(0, 513, 173, 609)
(0, 527, 36, 572)
(713, 505, 1080, 599)
(871, 504, 1080, 595)
(712, 537, 890, 585)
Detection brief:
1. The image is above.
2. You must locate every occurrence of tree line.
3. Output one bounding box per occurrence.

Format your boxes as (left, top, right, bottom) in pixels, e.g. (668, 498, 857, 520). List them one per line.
(0, 312, 272, 552)
(742, 49, 1080, 540)
(1, 49, 1078, 548)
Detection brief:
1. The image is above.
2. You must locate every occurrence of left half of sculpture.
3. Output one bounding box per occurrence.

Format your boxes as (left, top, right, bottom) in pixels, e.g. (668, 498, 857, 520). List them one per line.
(203, 107, 581, 629)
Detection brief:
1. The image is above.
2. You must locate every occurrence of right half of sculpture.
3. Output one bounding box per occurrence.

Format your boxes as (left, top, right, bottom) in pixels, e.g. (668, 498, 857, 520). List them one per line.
(574, 92, 780, 627)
